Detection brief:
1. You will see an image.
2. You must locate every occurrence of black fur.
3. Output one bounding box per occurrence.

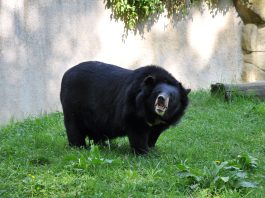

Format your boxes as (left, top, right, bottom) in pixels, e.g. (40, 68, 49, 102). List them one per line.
(60, 61, 190, 154)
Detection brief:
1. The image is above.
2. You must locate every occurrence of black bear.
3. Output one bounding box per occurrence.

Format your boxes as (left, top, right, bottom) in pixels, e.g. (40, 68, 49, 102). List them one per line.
(60, 61, 190, 154)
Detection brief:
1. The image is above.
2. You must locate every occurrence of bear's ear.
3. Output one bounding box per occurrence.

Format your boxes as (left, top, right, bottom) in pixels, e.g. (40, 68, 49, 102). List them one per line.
(143, 75, 155, 85)
(186, 89, 191, 95)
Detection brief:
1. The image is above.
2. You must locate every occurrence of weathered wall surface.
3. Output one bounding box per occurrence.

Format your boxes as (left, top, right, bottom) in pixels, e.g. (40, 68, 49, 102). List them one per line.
(0, 0, 243, 124)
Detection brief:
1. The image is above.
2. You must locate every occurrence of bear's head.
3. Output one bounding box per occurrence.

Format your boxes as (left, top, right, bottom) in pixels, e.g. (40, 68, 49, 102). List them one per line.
(136, 75, 190, 123)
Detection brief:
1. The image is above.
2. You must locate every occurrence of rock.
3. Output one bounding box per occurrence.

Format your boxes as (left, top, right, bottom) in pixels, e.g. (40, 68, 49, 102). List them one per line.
(257, 26, 265, 51)
(242, 63, 265, 82)
(233, 0, 265, 24)
(244, 52, 265, 70)
(234, 0, 265, 82)
(242, 25, 265, 52)
(242, 24, 258, 51)
(249, 0, 265, 22)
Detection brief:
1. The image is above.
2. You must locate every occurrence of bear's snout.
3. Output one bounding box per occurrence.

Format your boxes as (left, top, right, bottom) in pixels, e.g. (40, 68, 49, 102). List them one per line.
(155, 93, 169, 116)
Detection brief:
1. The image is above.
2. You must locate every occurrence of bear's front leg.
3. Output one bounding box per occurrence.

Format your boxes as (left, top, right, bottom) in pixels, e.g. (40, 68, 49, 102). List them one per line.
(148, 130, 161, 148)
(127, 130, 149, 155)
(148, 126, 167, 148)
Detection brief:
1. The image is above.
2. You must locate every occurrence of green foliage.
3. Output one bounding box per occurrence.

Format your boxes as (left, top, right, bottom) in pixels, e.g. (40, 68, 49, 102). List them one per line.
(63, 145, 121, 173)
(105, 0, 251, 31)
(0, 92, 264, 197)
(106, 0, 164, 30)
(176, 153, 259, 193)
(250, 103, 265, 115)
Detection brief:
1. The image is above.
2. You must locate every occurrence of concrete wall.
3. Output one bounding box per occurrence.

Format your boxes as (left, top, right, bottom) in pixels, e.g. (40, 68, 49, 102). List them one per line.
(0, 0, 243, 124)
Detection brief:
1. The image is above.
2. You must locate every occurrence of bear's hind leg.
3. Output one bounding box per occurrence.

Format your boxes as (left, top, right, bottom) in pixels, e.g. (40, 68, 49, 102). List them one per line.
(64, 113, 86, 148)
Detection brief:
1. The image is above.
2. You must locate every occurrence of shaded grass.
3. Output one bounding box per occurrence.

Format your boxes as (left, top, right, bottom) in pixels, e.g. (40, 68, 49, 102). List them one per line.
(0, 91, 264, 197)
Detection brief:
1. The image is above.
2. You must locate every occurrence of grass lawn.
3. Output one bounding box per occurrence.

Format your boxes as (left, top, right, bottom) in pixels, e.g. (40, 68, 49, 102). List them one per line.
(0, 92, 264, 197)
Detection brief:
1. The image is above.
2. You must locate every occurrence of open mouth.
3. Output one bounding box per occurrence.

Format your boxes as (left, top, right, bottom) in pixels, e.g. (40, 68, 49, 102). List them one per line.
(155, 96, 169, 116)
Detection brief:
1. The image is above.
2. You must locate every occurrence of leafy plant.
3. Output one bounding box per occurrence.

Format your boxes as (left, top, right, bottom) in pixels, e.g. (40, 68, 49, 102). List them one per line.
(250, 103, 265, 115)
(176, 153, 259, 193)
(105, 0, 164, 30)
(105, 0, 251, 31)
(63, 145, 121, 172)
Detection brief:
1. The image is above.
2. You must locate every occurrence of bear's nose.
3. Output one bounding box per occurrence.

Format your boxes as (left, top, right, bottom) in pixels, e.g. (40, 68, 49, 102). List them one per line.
(158, 95, 165, 103)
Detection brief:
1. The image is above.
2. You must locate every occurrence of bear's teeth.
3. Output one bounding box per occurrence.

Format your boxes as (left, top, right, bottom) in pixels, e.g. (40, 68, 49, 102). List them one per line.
(156, 104, 167, 111)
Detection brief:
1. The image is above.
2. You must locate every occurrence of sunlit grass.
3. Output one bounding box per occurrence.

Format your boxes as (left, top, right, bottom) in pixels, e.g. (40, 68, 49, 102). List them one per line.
(0, 91, 264, 197)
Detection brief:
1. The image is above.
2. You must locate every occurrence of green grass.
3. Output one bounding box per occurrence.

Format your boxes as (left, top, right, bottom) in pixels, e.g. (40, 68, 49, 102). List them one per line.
(0, 91, 264, 197)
